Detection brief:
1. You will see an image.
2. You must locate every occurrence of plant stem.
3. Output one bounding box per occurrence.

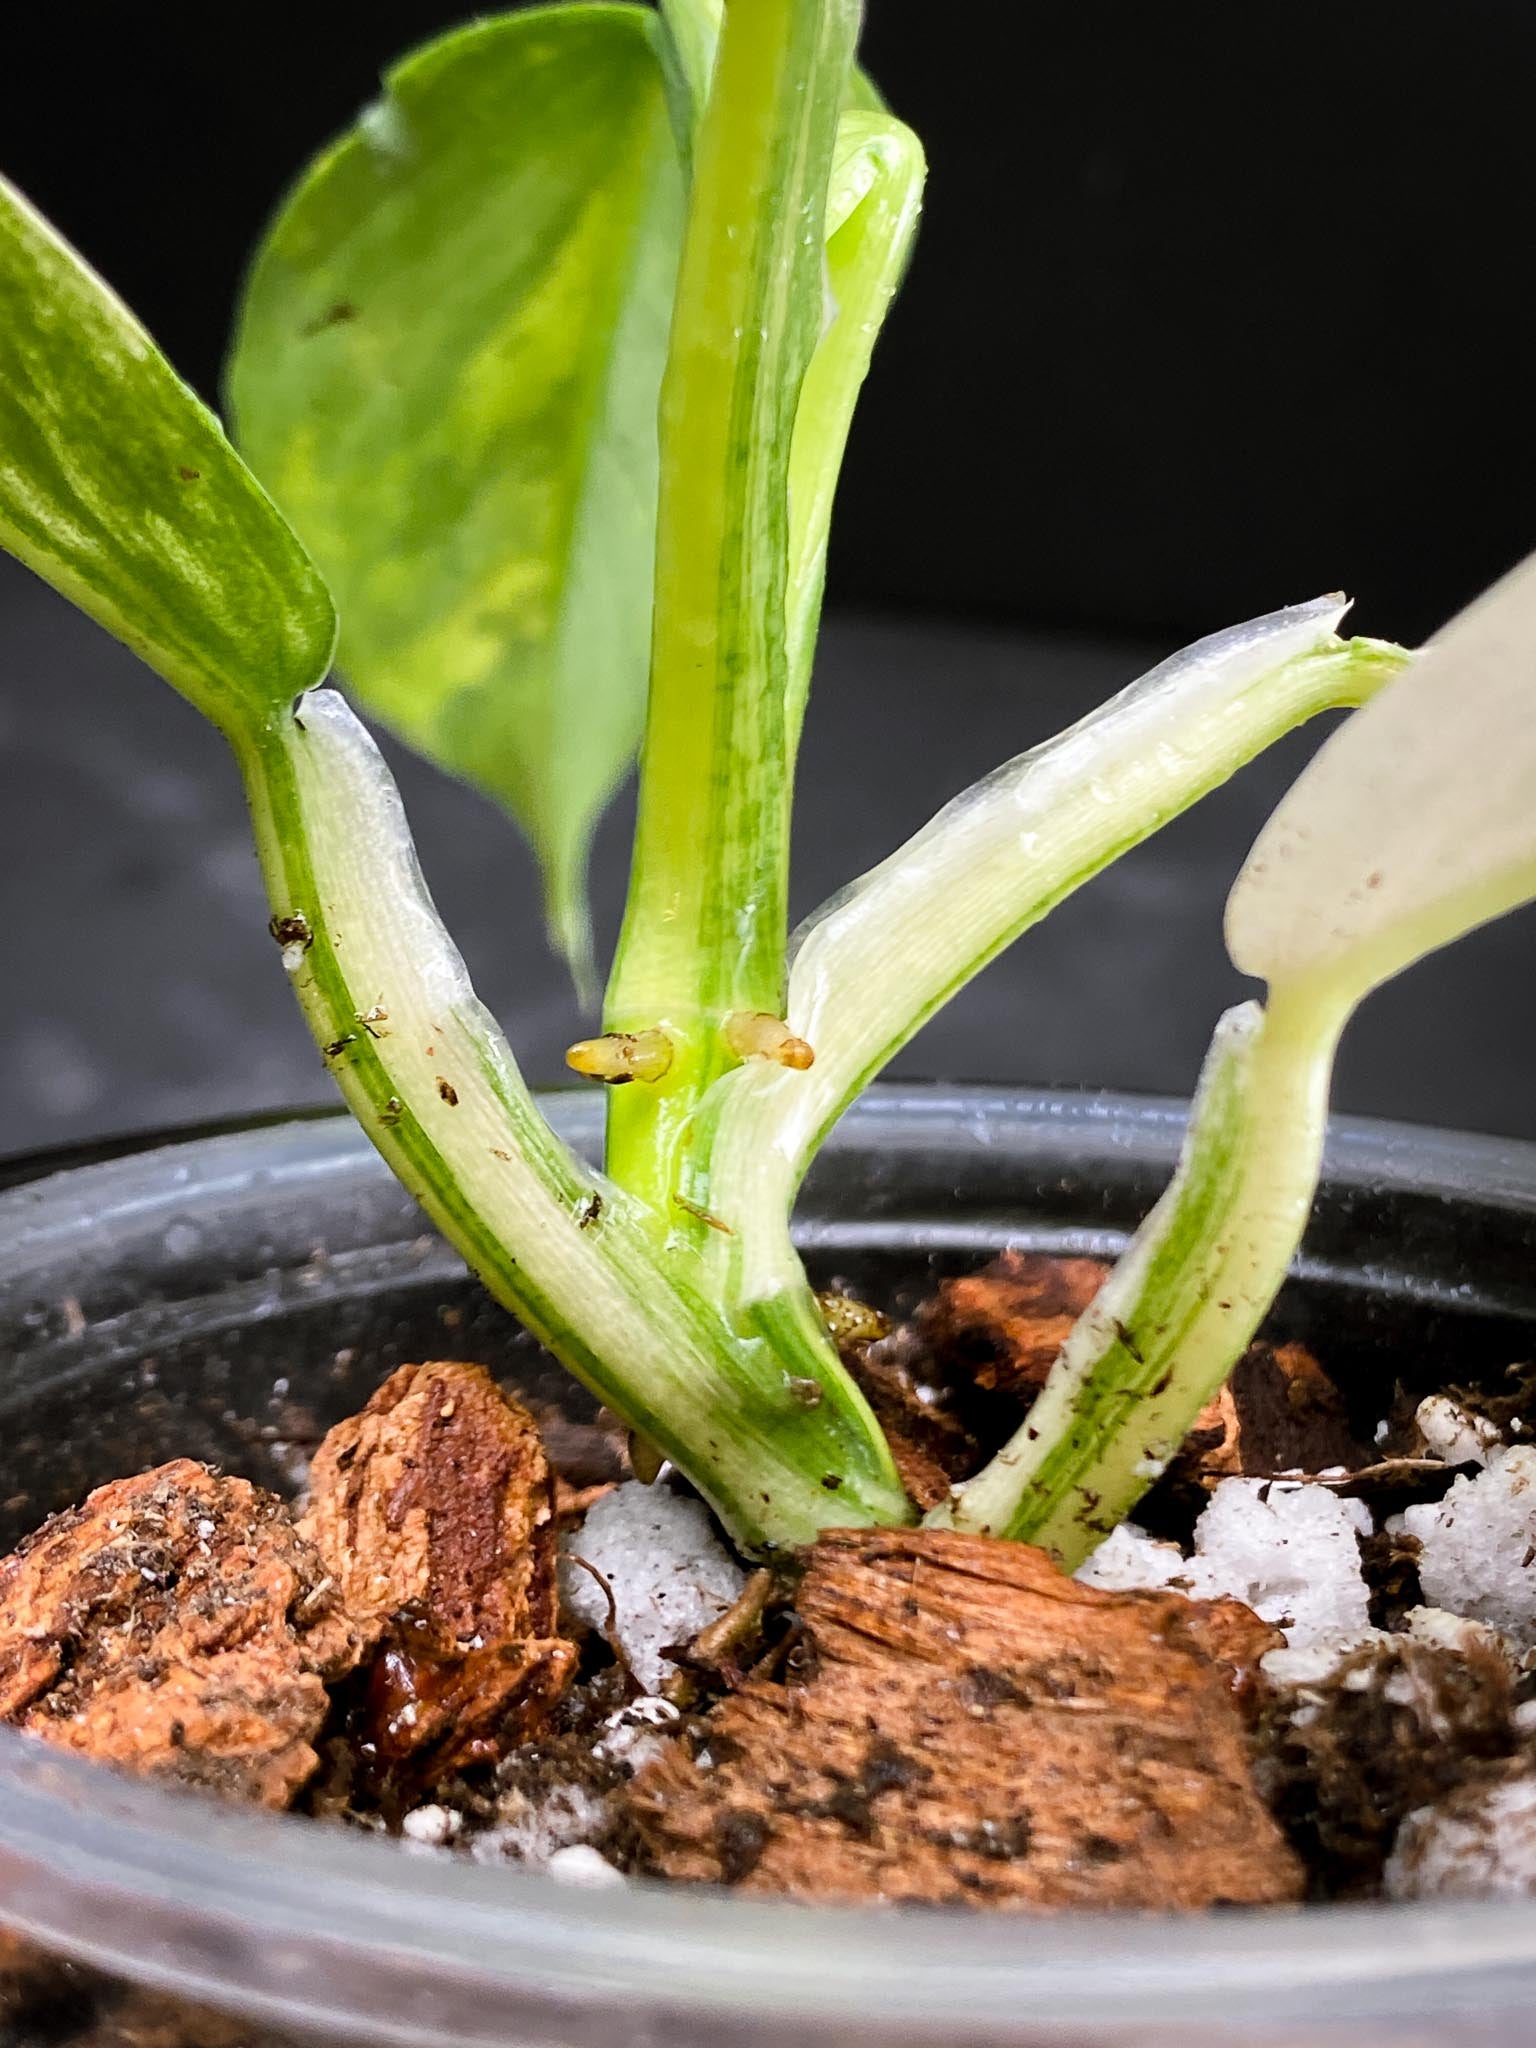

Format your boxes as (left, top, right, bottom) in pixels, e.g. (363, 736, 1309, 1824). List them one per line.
(604, 0, 860, 1218)
(237, 691, 909, 1553)
(934, 981, 1349, 1565)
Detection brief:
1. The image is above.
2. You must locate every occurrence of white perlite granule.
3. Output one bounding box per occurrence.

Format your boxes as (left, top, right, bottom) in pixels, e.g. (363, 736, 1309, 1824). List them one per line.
(593, 1693, 682, 1771)
(1401, 1603, 1520, 1669)
(1183, 1478, 1374, 1647)
(1414, 1395, 1502, 1469)
(1075, 1483, 1374, 1646)
(1075, 1522, 1187, 1593)
(545, 1844, 628, 1889)
(560, 1481, 747, 1692)
(399, 1803, 461, 1849)
(470, 1784, 610, 1868)
(1387, 1772, 1536, 1900)
(1401, 1446, 1536, 1642)
(1260, 1628, 1387, 1693)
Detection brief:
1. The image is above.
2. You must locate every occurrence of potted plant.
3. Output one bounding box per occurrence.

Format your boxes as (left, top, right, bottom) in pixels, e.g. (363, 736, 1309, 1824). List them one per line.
(4, 2, 1536, 2042)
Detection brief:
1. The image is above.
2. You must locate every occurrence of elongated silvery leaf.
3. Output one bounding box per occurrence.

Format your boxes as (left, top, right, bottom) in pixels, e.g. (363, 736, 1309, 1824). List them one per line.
(785, 599, 1363, 1132)
(953, 550, 1536, 1564)
(229, 6, 685, 989)
(1229, 548, 1536, 1001)
(0, 175, 334, 732)
(691, 599, 1405, 1324)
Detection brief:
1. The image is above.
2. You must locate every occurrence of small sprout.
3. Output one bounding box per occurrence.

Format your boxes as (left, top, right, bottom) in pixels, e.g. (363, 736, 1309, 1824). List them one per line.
(816, 1289, 891, 1348)
(629, 1430, 666, 1485)
(565, 1028, 674, 1086)
(436, 1076, 459, 1106)
(724, 1010, 814, 1069)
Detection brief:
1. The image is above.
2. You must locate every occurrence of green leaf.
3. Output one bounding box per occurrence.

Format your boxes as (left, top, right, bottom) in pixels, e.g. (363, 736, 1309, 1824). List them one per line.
(0, 175, 334, 736)
(227, 5, 685, 989)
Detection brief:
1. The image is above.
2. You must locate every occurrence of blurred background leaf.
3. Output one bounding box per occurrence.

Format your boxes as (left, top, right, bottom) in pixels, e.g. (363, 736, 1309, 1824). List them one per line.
(228, 4, 683, 997)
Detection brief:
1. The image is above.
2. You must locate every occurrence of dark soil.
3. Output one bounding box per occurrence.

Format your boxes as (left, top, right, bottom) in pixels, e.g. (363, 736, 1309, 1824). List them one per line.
(6, 1248, 1536, 2045)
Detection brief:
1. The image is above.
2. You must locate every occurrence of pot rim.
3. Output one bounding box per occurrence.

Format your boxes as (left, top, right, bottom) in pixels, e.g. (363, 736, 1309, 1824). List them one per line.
(2, 1082, 1535, 2042)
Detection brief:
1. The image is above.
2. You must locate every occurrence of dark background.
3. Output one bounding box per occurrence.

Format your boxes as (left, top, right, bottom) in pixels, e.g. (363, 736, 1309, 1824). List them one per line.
(1, 1, 1533, 1157)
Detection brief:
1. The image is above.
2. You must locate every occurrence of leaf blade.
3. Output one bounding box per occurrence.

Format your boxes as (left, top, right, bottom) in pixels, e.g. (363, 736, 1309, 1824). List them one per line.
(1229, 549, 1536, 1000)
(228, 5, 684, 975)
(0, 175, 335, 732)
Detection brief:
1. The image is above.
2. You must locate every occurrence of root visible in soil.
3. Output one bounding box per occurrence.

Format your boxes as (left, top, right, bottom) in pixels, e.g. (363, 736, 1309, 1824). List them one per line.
(627, 1525, 1301, 1910)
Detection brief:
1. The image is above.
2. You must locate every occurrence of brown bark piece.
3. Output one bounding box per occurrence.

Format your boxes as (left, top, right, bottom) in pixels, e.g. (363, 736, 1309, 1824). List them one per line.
(844, 1337, 970, 1512)
(918, 1250, 1109, 1400)
(299, 1361, 575, 1783)
(628, 1526, 1302, 1910)
(0, 1461, 359, 1808)
(1177, 1341, 1362, 1488)
(915, 1253, 1356, 1493)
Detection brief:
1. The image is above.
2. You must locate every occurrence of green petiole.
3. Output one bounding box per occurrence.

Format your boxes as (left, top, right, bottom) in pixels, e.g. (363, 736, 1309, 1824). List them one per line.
(603, 0, 861, 1217)
(10, 2, 1527, 1574)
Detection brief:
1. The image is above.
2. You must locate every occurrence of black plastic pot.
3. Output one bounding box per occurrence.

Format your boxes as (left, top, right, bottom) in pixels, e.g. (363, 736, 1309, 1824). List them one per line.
(1, 1085, 1535, 2047)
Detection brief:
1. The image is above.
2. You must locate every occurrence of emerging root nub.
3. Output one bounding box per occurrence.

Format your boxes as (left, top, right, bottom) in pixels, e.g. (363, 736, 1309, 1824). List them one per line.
(724, 1011, 814, 1069)
(566, 1030, 674, 1086)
